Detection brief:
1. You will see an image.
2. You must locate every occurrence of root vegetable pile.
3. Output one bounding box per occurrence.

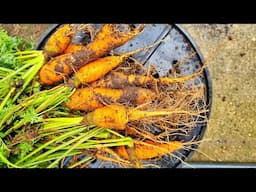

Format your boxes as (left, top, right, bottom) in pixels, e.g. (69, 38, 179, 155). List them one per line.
(0, 24, 209, 168)
(39, 24, 145, 85)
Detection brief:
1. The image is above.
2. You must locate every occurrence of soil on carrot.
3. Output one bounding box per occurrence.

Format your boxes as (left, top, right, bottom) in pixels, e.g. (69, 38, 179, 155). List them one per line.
(1, 24, 256, 163)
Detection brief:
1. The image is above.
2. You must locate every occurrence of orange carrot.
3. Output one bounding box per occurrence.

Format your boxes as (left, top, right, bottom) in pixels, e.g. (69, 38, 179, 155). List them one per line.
(64, 25, 95, 54)
(86, 24, 145, 56)
(66, 87, 156, 111)
(68, 55, 125, 87)
(82, 104, 201, 130)
(64, 44, 84, 54)
(39, 24, 145, 85)
(44, 24, 74, 57)
(82, 105, 128, 130)
(64, 24, 144, 54)
(116, 140, 183, 160)
(67, 40, 162, 88)
(91, 71, 155, 89)
(39, 54, 74, 85)
(91, 62, 207, 89)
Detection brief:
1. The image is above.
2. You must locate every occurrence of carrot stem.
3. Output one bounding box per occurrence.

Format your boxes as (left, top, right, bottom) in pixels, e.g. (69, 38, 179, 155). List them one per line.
(0, 87, 15, 111)
(15, 126, 86, 165)
(46, 127, 105, 168)
(21, 150, 82, 168)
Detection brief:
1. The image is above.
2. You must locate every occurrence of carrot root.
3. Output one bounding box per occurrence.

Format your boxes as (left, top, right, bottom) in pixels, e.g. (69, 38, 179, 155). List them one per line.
(44, 24, 74, 57)
(40, 24, 145, 86)
(116, 140, 184, 160)
(81, 104, 206, 130)
(66, 87, 156, 111)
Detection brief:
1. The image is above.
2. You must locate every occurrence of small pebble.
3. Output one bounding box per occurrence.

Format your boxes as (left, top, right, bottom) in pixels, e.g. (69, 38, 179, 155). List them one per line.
(240, 53, 246, 57)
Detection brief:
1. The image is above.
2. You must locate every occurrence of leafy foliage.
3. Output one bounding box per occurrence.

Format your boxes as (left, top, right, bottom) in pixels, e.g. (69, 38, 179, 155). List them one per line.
(0, 27, 34, 69)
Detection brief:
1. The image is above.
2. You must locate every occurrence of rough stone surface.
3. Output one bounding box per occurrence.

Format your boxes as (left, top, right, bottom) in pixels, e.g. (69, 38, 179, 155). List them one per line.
(182, 24, 256, 162)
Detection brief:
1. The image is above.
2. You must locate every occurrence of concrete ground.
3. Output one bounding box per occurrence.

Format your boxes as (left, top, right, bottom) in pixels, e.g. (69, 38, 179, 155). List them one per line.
(1, 24, 255, 163)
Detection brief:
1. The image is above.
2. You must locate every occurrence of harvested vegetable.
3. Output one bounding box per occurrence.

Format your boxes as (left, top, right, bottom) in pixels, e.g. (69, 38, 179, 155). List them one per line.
(91, 61, 207, 89)
(44, 24, 96, 57)
(82, 104, 204, 130)
(0, 24, 211, 168)
(43, 24, 73, 57)
(66, 86, 156, 111)
(116, 140, 183, 160)
(39, 24, 145, 85)
(38, 53, 74, 85)
(68, 40, 162, 88)
(64, 44, 84, 54)
(64, 24, 95, 54)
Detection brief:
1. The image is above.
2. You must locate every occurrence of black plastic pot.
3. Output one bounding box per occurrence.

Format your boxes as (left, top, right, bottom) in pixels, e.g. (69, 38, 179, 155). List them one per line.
(36, 24, 212, 168)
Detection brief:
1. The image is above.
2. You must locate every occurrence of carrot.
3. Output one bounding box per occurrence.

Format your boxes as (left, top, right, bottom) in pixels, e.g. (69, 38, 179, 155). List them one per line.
(86, 24, 145, 55)
(39, 54, 74, 85)
(64, 44, 84, 54)
(82, 104, 202, 130)
(67, 40, 162, 88)
(91, 71, 155, 89)
(91, 62, 207, 89)
(44, 24, 74, 57)
(64, 25, 95, 54)
(116, 140, 183, 160)
(66, 87, 156, 111)
(39, 24, 145, 85)
(68, 55, 126, 87)
(64, 24, 144, 54)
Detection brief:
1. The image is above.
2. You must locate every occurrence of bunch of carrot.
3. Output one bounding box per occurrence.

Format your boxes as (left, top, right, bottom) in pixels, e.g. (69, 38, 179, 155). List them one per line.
(1, 24, 209, 168)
